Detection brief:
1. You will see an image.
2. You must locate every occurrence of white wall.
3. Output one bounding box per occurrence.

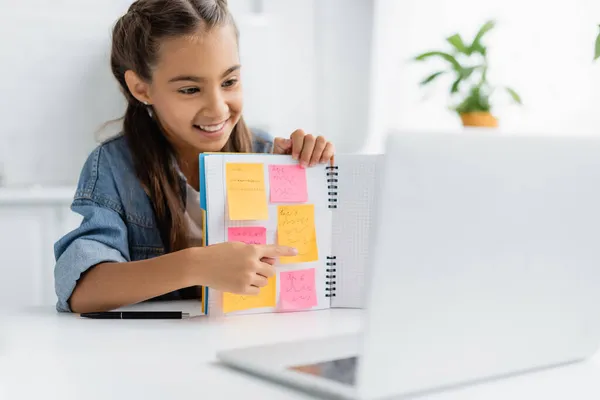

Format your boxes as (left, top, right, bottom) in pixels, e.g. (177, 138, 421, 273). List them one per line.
(315, 0, 374, 153)
(255, 0, 318, 136)
(0, 0, 130, 186)
(240, 0, 374, 153)
(367, 0, 600, 153)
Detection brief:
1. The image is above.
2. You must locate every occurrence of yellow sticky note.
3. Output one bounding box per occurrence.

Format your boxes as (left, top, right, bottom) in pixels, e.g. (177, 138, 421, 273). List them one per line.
(277, 204, 319, 264)
(226, 163, 269, 221)
(222, 276, 276, 313)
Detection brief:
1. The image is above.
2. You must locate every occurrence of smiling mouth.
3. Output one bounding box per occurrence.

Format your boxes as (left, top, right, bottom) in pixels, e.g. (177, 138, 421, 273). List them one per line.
(194, 119, 228, 133)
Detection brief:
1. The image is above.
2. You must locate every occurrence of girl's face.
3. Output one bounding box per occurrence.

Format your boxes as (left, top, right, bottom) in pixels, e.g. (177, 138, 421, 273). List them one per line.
(145, 25, 243, 157)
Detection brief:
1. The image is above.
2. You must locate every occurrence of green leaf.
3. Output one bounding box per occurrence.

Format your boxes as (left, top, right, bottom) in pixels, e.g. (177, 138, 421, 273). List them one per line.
(446, 34, 469, 54)
(450, 77, 462, 93)
(595, 28, 600, 61)
(414, 51, 462, 71)
(479, 91, 492, 111)
(419, 71, 446, 85)
(460, 66, 477, 80)
(480, 66, 488, 84)
(505, 87, 522, 104)
(473, 20, 496, 44)
(454, 86, 492, 114)
(469, 20, 496, 54)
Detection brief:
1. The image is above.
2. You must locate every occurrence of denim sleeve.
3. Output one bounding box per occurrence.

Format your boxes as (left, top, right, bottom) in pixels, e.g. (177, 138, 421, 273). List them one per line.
(252, 128, 275, 154)
(53, 146, 131, 312)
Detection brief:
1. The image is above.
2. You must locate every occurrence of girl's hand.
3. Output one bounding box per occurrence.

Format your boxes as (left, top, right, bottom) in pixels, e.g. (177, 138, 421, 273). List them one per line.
(273, 129, 335, 167)
(188, 242, 297, 294)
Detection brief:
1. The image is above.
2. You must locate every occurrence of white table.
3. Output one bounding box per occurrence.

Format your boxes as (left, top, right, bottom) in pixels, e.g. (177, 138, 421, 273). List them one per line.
(1, 307, 600, 400)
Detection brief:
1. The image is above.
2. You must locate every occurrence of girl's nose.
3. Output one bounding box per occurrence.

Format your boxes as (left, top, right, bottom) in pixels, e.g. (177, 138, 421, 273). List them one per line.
(203, 89, 228, 119)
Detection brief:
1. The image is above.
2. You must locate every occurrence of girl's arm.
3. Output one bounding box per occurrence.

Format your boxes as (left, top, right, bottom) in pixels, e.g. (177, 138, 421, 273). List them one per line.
(68, 243, 294, 313)
(68, 249, 198, 314)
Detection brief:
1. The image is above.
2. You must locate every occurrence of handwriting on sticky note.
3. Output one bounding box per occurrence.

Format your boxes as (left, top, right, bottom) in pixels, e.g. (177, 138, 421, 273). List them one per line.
(223, 276, 276, 313)
(226, 163, 269, 221)
(279, 268, 317, 310)
(228, 227, 267, 245)
(277, 205, 318, 263)
(268, 165, 308, 203)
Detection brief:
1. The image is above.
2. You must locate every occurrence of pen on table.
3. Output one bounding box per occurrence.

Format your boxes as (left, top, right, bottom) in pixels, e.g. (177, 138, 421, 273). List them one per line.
(80, 311, 190, 319)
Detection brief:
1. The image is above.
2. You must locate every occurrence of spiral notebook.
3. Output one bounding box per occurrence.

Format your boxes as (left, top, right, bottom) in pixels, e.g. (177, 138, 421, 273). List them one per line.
(198, 153, 383, 316)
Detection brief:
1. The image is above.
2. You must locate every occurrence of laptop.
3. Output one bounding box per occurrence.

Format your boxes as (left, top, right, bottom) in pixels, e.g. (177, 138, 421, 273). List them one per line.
(217, 130, 600, 400)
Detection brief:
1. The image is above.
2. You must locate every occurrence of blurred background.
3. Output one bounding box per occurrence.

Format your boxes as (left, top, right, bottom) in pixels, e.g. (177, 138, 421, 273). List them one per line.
(1, 0, 599, 309)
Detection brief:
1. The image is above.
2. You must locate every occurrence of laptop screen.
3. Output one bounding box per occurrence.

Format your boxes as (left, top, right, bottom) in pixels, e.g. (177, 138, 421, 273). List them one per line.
(288, 356, 358, 386)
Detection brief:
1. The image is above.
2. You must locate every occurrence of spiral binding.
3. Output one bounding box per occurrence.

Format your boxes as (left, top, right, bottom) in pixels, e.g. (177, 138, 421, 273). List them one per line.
(326, 165, 338, 299)
(326, 165, 338, 209)
(325, 256, 337, 297)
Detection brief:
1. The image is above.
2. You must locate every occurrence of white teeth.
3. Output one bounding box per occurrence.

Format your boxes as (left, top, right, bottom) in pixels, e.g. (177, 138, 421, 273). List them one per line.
(198, 121, 226, 132)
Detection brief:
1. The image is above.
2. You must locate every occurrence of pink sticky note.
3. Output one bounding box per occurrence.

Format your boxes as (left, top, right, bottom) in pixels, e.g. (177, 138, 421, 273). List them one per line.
(228, 227, 267, 245)
(268, 165, 308, 203)
(279, 268, 318, 310)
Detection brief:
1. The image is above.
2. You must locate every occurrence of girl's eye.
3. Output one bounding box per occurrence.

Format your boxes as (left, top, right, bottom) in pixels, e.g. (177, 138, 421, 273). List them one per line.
(222, 79, 238, 88)
(179, 87, 199, 95)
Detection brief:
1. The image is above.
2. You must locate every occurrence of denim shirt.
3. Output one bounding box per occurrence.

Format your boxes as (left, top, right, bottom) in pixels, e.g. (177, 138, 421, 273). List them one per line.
(54, 130, 274, 312)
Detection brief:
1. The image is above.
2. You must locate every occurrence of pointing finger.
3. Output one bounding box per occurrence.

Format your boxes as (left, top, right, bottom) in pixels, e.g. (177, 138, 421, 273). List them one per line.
(257, 244, 298, 258)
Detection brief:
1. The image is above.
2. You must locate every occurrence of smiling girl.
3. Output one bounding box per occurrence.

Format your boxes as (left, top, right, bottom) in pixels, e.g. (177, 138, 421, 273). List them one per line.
(53, 0, 334, 313)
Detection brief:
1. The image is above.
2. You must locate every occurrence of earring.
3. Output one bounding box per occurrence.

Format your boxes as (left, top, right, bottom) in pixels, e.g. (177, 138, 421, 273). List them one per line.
(143, 101, 153, 117)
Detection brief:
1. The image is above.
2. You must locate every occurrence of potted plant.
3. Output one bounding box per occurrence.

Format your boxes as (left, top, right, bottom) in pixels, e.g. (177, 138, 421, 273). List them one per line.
(413, 20, 522, 128)
(595, 25, 600, 60)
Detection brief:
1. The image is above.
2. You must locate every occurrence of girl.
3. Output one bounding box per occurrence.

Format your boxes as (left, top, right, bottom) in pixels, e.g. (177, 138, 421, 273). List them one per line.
(53, 0, 335, 313)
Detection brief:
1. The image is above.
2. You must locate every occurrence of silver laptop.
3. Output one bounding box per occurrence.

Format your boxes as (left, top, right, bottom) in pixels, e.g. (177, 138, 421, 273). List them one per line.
(217, 130, 600, 400)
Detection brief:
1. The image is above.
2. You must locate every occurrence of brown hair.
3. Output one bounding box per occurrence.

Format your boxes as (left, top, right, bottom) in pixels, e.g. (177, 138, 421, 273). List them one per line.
(110, 0, 253, 253)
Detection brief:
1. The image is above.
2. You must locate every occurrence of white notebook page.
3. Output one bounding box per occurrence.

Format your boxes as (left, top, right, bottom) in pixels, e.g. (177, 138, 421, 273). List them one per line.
(331, 154, 384, 308)
(203, 154, 333, 316)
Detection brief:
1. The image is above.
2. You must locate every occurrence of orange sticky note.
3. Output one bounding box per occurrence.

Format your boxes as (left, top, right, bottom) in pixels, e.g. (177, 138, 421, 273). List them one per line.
(226, 163, 269, 221)
(277, 204, 319, 264)
(268, 164, 308, 203)
(279, 268, 318, 310)
(223, 276, 276, 313)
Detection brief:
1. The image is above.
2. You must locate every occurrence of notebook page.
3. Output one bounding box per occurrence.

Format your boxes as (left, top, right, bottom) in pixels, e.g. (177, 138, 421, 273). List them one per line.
(331, 154, 384, 308)
(203, 154, 333, 316)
